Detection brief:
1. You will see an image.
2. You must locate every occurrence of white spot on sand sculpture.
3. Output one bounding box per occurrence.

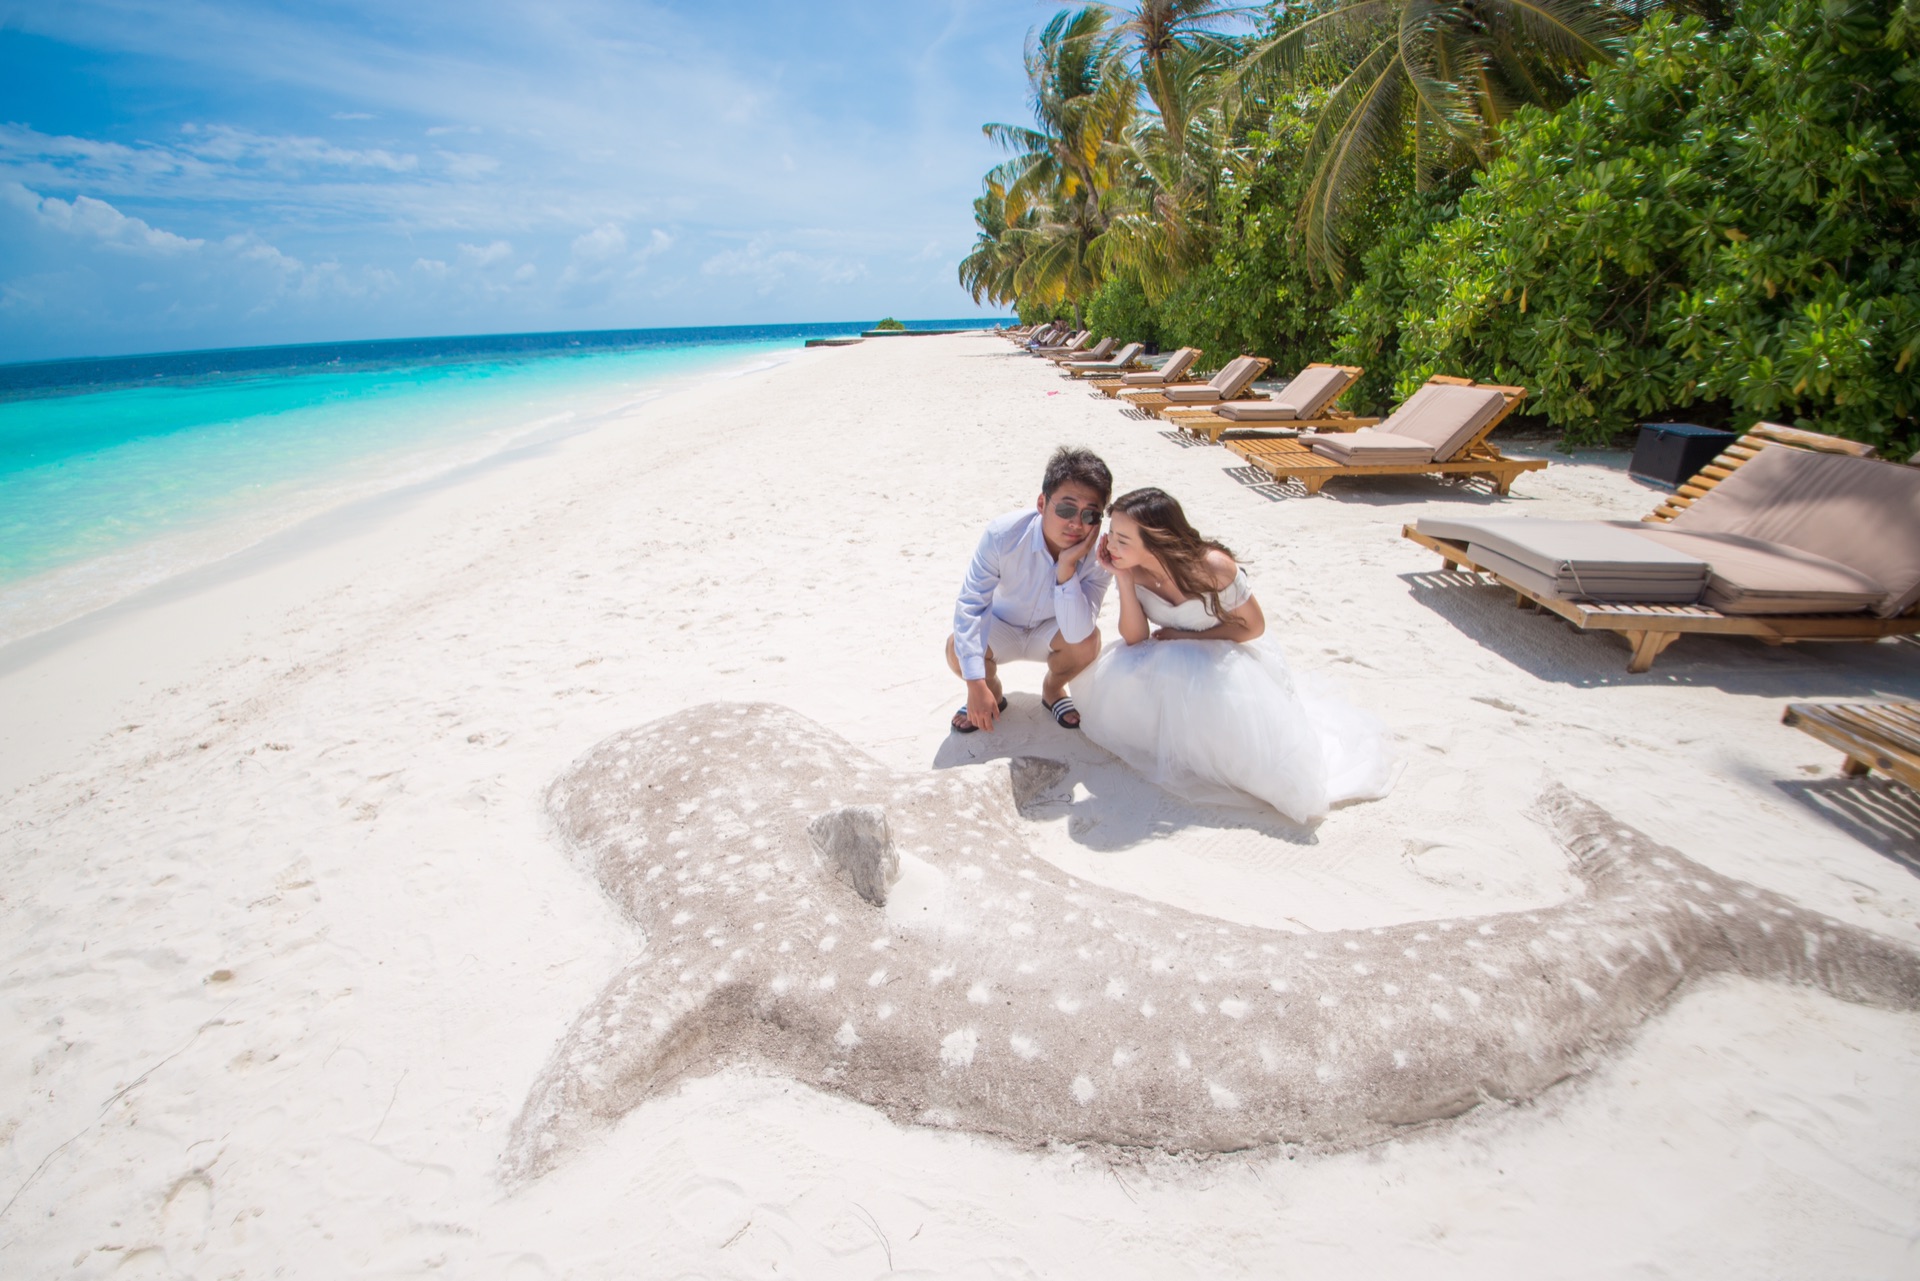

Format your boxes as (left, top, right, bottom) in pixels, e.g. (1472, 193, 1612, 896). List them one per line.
(502, 702, 1920, 1183)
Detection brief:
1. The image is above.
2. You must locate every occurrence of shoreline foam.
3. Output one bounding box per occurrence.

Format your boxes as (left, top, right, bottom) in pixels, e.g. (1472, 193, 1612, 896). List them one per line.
(0, 340, 806, 648)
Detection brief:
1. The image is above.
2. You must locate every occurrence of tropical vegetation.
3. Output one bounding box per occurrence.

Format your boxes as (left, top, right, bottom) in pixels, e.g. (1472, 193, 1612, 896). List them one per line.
(960, 0, 1920, 452)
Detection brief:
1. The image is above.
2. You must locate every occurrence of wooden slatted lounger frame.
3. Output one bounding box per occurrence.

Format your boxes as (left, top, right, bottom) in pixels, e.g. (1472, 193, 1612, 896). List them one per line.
(1225, 375, 1538, 496)
(1160, 364, 1378, 443)
(1783, 701, 1920, 790)
(1118, 357, 1272, 418)
(1401, 422, 1920, 672)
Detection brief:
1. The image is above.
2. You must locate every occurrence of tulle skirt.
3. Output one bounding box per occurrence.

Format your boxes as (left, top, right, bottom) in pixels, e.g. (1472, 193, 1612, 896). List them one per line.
(1072, 636, 1396, 825)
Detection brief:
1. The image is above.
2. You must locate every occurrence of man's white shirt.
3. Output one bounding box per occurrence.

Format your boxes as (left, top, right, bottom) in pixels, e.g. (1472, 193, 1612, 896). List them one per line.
(952, 507, 1112, 681)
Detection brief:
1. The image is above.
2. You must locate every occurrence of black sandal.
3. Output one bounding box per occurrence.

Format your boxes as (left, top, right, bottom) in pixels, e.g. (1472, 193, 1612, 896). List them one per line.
(1043, 696, 1081, 730)
(951, 695, 1009, 734)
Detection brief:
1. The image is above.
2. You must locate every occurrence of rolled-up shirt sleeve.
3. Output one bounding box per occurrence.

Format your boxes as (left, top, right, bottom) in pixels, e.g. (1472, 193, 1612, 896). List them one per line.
(1053, 557, 1111, 646)
(952, 526, 1002, 681)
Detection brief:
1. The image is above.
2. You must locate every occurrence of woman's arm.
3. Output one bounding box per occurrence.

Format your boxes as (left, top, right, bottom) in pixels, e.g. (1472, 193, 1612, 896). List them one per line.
(1099, 534, 1152, 646)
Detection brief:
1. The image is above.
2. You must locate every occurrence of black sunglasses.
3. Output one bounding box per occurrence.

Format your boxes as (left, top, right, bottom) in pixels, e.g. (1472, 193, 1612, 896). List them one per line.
(1051, 499, 1103, 526)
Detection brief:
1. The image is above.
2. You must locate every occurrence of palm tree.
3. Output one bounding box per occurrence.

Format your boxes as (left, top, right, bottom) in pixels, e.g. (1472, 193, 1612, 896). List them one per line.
(958, 182, 1033, 308)
(979, 7, 1136, 323)
(1109, 0, 1254, 150)
(1098, 35, 1245, 297)
(1240, 0, 1625, 273)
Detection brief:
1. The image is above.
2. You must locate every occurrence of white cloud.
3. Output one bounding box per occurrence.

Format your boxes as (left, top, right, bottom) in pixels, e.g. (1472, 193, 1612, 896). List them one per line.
(570, 223, 626, 262)
(4, 182, 205, 255)
(701, 237, 866, 292)
(332, 111, 375, 121)
(179, 123, 418, 172)
(437, 151, 500, 180)
(458, 240, 514, 266)
(414, 257, 449, 276)
(636, 228, 672, 262)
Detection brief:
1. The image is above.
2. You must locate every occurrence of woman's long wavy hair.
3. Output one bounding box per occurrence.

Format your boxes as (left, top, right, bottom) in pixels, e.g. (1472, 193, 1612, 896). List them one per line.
(1110, 487, 1239, 621)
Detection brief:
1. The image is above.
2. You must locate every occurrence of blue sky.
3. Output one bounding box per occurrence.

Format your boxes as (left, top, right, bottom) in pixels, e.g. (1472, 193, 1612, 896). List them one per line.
(0, 0, 1049, 361)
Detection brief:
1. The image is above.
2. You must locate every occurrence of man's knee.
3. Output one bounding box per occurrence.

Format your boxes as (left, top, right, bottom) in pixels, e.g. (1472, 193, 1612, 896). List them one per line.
(1054, 629, 1101, 667)
(946, 634, 997, 676)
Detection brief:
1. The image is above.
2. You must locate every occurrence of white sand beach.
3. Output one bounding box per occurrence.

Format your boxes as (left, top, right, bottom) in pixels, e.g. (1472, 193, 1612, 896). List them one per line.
(3, 334, 1918, 1278)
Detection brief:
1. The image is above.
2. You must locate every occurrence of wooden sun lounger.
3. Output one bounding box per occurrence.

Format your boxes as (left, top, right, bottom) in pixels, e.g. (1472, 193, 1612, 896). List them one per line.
(1162, 364, 1379, 442)
(1085, 348, 1204, 398)
(1119, 356, 1271, 418)
(1227, 375, 1538, 495)
(1067, 357, 1149, 378)
(1050, 338, 1115, 365)
(1401, 423, 1920, 672)
(1783, 702, 1920, 790)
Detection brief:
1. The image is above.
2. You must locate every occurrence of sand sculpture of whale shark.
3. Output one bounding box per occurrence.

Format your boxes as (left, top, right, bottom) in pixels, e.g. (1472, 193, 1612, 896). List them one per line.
(504, 702, 1920, 1182)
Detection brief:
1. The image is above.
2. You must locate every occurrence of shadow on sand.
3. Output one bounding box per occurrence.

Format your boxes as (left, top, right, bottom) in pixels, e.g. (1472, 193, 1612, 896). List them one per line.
(1400, 570, 1920, 695)
(1775, 774, 1920, 877)
(1219, 465, 1545, 507)
(927, 695, 1319, 852)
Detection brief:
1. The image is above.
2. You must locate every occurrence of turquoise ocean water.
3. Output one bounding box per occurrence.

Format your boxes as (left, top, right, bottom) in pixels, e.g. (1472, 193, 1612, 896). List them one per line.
(0, 320, 997, 645)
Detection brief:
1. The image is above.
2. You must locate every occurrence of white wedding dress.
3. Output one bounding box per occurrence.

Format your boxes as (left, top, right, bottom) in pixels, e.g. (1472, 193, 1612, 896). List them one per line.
(1072, 568, 1397, 825)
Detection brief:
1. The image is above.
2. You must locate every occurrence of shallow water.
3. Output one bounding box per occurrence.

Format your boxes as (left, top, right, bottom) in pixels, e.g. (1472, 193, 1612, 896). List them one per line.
(0, 320, 991, 644)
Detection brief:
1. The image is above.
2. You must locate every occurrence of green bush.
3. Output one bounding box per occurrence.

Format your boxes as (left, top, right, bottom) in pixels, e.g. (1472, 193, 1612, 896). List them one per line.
(873, 317, 907, 331)
(1330, 186, 1461, 415)
(1154, 92, 1406, 379)
(1085, 273, 1160, 347)
(1346, 0, 1920, 449)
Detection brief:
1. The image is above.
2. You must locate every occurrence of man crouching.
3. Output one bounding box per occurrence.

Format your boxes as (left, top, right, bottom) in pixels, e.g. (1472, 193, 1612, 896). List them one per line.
(946, 446, 1112, 733)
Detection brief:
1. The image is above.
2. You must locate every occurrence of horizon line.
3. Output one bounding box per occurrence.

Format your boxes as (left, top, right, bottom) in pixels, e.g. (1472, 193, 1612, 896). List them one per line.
(0, 315, 1016, 373)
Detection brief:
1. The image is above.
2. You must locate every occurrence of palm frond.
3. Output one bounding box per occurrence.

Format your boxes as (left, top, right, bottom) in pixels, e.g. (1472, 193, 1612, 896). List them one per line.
(1299, 37, 1411, 274)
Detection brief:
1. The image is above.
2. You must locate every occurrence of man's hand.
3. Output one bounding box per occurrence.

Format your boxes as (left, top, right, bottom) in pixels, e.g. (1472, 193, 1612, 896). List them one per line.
(965, 677, 1001, 732)
(1055, 527, 1096, 583)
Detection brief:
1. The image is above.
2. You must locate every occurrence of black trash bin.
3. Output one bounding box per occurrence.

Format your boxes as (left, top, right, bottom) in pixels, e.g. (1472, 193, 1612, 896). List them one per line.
(1630, 422, 1738, 488)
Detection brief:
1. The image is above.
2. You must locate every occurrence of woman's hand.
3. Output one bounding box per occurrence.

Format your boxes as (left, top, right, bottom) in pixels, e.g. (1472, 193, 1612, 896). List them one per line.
(1096, 532, 1130, 579)
(1152, 627, 1198, 641)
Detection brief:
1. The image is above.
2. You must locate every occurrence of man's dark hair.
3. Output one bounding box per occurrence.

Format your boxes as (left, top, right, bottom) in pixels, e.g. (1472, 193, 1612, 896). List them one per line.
(1041, 446, 1113, 505)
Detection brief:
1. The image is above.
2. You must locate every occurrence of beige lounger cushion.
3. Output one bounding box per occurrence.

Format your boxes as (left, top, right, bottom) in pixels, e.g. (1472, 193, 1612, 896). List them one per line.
(1164, 354, 1262, 402)
(1465, 543, 1705, 605)
(1626, 525, 1885, 614)
(1414, 517, 1708, 601)
(1667, 446, 1920, 617)
(1164, 384, 1227, 403)
(1308, 430, 1435, 465)
(1216, 400, 1300, 422)
(1215, 366, 1354, 422)
(1379, 384, 1510, 461)
(1160, 348, 1200, 382)
(1066, 343, 1143, 372)
(1120, 347, 1199, 386)
(1272, 365, 1352, 418)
